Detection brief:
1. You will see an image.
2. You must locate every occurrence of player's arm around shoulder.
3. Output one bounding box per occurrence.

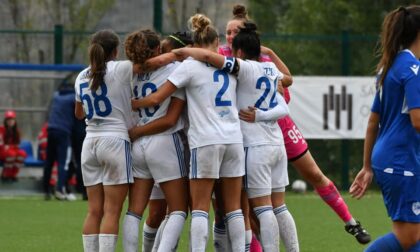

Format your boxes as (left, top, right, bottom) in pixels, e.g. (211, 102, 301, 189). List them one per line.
(131, 80, 178, 110)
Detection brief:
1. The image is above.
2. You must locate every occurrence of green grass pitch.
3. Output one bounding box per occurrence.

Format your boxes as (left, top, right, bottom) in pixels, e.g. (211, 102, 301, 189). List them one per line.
(0, 192, 389, 252)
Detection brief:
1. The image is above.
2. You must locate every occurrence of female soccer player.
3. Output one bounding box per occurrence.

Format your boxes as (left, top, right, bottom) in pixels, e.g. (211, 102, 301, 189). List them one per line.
(132, 14, 246, 252)
(138, 31, 193, 252)
(350, 6, 420, 252)
(122, 29, 189, 252)
(0, 110, 26, 182)
(173, 20, 295, 252)
(220, 4, 371, 247)
(75, 29, 178, 252)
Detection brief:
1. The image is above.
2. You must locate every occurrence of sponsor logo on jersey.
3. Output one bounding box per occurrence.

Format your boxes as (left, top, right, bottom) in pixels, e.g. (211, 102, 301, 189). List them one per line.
(218, 110, 230, 118)
(410, 64, 419, 75)
(412, 202, 420, 216)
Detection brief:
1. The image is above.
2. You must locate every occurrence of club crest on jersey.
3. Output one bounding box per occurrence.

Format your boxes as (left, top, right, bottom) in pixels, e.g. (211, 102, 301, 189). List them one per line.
(218, 110, 230, 118)
(410, 64, 419, 75)
(413, 202, 420, 216)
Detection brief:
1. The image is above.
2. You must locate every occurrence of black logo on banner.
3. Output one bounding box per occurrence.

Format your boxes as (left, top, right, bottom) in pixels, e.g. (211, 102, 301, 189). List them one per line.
(323, 85, 352, 130)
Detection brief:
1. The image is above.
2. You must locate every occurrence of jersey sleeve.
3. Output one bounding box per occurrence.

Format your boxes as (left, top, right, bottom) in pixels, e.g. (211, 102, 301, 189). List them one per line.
(74, 75, 82, 102)
(115, 60, 133, 85)
(237, 59, 253, 83)
(168, 61, 190, 88)
(255, 93, 289, 121)
(404, 68, 420, 110)
(371, 90, 381, 113)
(171, 87, 186, 101)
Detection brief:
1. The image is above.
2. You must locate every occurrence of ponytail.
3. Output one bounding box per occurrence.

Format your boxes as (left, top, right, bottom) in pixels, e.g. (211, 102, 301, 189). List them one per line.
(89, 43, 106, 91)
(88, 30, 120, 91)
(377, 6, 420, 86)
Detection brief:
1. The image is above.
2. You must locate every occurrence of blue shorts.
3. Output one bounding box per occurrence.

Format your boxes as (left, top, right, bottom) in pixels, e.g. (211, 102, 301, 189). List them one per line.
(373, 169, 420, 223)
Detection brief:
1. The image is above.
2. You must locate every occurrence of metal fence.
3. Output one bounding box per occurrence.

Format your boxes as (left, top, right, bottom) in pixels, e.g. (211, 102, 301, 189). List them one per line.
(0, 28, 380, 189)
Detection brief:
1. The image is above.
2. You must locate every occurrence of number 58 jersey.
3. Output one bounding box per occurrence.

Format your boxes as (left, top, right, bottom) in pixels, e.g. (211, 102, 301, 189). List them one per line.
(75, 60, 136, 141)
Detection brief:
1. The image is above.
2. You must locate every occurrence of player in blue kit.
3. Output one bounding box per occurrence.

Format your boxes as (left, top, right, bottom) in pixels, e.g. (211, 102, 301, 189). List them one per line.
(350, 6, 420, 252)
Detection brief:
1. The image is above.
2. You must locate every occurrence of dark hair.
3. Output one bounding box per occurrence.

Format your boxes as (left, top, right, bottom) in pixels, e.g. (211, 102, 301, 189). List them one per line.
(188, 14, 218, 46)
(125, 29, 160, 65)
(166, 31, 193, 49)
(377, 6, 420, 86)
(3, 119, 20, 144)
(232, 22, 260, 60)
(88, 30, 120, 91)
(232, 4, 248, 21)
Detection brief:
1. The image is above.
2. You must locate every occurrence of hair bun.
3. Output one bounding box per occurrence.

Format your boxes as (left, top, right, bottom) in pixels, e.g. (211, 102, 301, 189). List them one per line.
(233, 4, 247, 19)
(242, 21, 257, 33)
(189, 14, 211, 33)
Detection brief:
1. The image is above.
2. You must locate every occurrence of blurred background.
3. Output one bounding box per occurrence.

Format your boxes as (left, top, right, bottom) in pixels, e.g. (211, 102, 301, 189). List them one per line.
(0, 0, 417, 190)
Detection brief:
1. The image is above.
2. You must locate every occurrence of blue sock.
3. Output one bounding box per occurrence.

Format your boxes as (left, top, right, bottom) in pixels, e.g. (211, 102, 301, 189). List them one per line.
(408, 241, 420, 252)
(365, 233, 403, 252)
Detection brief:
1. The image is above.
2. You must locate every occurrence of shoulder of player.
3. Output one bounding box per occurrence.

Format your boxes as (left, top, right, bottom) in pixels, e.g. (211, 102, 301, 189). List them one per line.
(395, 52, 420, 78)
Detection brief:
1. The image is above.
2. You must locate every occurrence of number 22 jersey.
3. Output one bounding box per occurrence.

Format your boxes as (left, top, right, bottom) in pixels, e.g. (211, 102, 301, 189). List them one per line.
(75, 60, 136, 141)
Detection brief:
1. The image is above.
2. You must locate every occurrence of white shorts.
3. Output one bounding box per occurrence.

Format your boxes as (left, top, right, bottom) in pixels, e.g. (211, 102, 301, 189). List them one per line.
(81, 137, 133, 186)
(132, 132, 188, 183)
(190, 144, 245, 179)
(150, 183, 165, 200)
(244, 145, 289, 198)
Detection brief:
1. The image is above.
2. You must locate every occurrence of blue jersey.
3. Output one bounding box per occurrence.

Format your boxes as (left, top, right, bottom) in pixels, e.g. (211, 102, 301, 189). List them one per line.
(371, 49, 420, 176)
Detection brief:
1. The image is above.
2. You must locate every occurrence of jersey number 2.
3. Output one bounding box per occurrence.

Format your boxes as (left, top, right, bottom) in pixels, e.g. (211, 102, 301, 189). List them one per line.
(80, 82, 112, 120)
(213, 70, 232, 106)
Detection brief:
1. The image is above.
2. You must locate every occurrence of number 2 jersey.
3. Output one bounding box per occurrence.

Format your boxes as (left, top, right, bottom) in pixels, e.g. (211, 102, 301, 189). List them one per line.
(236, 59, 286, 147)
(371, 49, 420, 176)
(132, 62, 185, 135)
(75, 60, 136, 141)
(168, 57, 243, 149)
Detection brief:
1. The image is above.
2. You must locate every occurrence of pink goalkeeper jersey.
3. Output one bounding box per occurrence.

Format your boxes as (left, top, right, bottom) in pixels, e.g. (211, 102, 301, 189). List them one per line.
(218, 44, 291, 103)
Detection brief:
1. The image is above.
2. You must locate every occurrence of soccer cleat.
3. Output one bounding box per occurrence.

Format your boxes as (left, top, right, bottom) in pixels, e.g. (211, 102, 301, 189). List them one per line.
(54, 190, 67, 201)
(66, 193, 77, 201)
(345, 220, 371, 244)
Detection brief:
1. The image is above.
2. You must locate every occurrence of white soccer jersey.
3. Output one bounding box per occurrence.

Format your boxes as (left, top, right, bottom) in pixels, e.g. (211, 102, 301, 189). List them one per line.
(132, 62, 185, 135)
(75, 60, 136, 141)
(168, 57, 243, 149)
(236, 59, 284, 147)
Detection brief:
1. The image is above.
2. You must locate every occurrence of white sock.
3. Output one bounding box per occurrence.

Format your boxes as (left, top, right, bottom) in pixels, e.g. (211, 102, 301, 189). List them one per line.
(82, 234, 99, 252)
(225, 209, 245, 252)
(99, 234, 118, 252)
(245, 230, 252, 252)
(346, 218, 357, 226)
(157, 211, 187, 252)
(191, 210, 209, 252)
(142, 222, 158, 252)
(213, 220, 230, 252)
(122, 212, 142, 252)
(254, 206, 280, 252)
(274, 205, 299, 252)
(152, 215, 169, 252)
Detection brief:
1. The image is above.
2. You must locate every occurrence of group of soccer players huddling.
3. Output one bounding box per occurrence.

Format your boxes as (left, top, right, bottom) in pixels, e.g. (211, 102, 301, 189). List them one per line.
(76, 4, 372, 252)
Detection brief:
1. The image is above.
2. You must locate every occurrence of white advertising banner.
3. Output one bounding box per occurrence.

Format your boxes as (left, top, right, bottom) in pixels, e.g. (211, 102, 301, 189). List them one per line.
(287, 76, 376, 139)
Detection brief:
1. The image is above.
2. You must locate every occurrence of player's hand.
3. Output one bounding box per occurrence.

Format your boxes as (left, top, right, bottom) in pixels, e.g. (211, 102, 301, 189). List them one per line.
(277, 80, 284, 95)
(349, 167, 373, 199)
(131, 98, 139, 110)
(128, 127, 141, 142)
(239, 106, 256, 122)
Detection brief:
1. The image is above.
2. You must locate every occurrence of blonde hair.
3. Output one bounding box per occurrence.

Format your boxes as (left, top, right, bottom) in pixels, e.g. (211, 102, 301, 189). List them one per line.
(188, 14, 218, 46)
